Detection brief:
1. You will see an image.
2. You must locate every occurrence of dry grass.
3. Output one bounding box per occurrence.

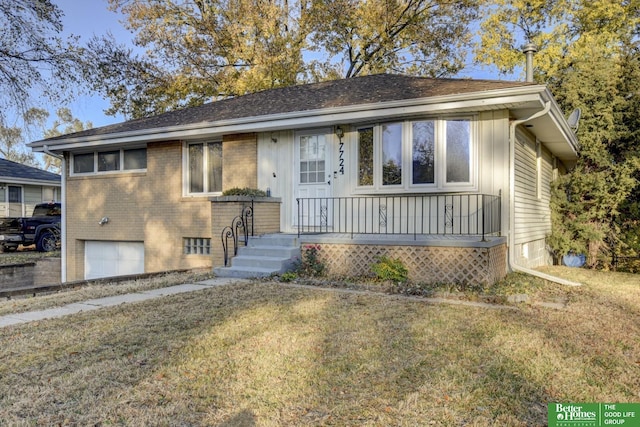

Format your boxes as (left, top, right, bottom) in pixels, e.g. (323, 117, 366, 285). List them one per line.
(0, 271, 212, 317)
(0, 248, 60, 266)
(0, 267, 638, 425)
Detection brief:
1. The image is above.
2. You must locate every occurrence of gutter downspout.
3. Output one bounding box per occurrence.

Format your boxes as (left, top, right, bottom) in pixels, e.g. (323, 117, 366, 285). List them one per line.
(43, 145, 66, 283)
(508, 104, 582, 287)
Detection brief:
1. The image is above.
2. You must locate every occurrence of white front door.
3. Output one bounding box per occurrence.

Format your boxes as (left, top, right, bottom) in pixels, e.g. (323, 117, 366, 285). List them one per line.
(295, 131, 332, 230)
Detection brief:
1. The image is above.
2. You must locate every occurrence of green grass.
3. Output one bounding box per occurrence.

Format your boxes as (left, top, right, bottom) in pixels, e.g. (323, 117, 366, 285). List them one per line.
(0, 267, 638, 425)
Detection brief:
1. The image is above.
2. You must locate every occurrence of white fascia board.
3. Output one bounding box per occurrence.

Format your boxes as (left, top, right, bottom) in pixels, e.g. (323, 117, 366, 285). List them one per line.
(0, 177, 61, 186)
(32, 86, 549, 153)
(540, 87, 580, 155)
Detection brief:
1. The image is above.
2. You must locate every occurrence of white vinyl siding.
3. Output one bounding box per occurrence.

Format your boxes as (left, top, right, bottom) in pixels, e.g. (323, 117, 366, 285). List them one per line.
(513, 128, 553, 246)
(42, 186, 58, 202)
(24, 185, 43, 217)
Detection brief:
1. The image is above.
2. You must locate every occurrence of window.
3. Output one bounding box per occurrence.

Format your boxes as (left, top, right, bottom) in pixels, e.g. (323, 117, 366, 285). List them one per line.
(445, 120, 471, 183)
(382, 123, 402, 186)
(8, 186, 21, 203)
(187, 141, 222, 195)
(357, 127, 374, 186)
(299, 135, 326, 184)
(124, 148, 147, 170)
(356, 117, 474, 191)
(73, 153, 94, 173)
(98, 151, 120, 171)
(72, 148, 147, 174)
(412, 120, 435, 184)
(183, 238, 211, 255)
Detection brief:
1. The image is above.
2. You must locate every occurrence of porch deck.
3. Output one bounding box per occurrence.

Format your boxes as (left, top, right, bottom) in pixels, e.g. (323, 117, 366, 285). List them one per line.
(296, 193, 502, 241)
(294, 232, 507, 285)
(298, 232, 506, 248)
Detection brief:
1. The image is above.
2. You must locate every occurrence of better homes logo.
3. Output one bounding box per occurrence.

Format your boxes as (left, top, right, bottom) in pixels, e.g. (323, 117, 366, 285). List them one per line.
(550, 402, 639, 426)
(550, 404, 597, 426)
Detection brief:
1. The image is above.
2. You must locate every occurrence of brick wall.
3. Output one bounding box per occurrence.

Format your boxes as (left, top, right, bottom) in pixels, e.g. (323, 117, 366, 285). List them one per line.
(211, 197, 282, 267)
(0, 263, 34, 291)
(64, 134, 261, 282)
(0, 258, 62, 291)
(222, 133, 258, 190)
(34, 257, 62, 286)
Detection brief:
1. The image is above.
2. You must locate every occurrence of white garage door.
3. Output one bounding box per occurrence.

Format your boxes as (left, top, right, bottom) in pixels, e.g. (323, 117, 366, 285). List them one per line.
(85, 241, 144, 280)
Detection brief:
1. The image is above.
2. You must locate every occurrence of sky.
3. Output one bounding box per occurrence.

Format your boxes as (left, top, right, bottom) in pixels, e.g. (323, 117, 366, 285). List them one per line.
(53, 0, 133, 129)
(48, 0, 511, 136)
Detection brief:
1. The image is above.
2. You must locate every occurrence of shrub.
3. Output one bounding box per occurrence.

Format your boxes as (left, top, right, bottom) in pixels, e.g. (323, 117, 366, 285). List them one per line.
(222, 187, 267, 197)
(371, 256, 408, 283)
(279, 271, 298, 282)
(294, 245, 325, 277)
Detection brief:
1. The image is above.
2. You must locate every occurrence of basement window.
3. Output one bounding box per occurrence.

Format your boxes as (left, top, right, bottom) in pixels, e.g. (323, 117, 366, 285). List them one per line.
(183, 238, 211, 255)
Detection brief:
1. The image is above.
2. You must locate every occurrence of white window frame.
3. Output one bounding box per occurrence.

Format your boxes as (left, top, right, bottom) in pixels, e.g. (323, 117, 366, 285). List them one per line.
(70, 147, 147, 176)
(182, 140, 223, 197)
(353, 116, 477, 193)
(536, 139, 543, 200)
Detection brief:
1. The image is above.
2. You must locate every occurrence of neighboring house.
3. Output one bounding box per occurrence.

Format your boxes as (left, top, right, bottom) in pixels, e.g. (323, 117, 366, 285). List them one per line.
(29, 74, 578, 283)
(0, 159, 60, 217)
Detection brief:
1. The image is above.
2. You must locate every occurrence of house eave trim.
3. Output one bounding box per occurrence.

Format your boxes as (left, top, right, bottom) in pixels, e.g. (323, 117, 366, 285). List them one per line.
(0, 177, 61, 186)
(540, 88, 580, 155)
(31, 86, 551, 152)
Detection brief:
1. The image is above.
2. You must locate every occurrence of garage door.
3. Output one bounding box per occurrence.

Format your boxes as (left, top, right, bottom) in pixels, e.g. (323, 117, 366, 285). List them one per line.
(85, 241, 144, 280)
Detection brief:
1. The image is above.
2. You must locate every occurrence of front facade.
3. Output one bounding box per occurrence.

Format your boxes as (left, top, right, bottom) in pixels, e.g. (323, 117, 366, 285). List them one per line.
(30, 74, 577, 283)
(0, 159, 60, 217)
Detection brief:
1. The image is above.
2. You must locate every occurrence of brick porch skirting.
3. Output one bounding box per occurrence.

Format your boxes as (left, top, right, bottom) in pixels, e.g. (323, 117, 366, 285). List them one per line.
(309, 243, 507, 285)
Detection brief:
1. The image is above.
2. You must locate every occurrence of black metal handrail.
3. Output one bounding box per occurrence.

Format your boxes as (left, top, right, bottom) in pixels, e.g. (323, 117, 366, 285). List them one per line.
(221, 202, 254, 266)
(296, 193, 501, 240)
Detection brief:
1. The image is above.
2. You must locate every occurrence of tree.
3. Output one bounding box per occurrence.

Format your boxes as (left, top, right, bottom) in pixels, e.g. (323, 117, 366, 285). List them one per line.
(43, 108, 93, 173)
(0, 108, 48, 167)
(475, 0, 640, 268)
(87, 0, 308, 118)
(88, 0, 483, 119)
(0, 0, 85, 125)
(307, 0, 481, 79)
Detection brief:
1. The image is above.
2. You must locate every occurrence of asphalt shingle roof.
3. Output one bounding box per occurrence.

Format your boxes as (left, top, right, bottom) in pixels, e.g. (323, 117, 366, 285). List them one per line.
(0, 159, 61, 183)
(42, 73, 534, 142)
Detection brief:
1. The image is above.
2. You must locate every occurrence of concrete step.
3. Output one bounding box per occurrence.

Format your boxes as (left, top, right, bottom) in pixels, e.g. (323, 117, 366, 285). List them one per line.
(215, 234, 300, 279)
(230, 255, 292, 269)
(237, 245, 300, 259)
(246, 234, 299, 248)
(213, 265, 278, 279)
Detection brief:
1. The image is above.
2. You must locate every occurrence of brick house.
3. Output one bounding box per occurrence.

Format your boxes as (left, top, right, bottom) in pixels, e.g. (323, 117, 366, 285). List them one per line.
(29, 74, 577, 283)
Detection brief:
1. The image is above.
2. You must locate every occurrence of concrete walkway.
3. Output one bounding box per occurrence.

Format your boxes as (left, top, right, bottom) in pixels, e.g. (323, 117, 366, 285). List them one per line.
(0, 276, 565, 329)
(0, 277, 249, 328)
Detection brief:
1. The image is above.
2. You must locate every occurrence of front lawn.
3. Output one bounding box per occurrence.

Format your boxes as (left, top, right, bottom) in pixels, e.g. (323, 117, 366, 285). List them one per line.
(0, 267, 637, 425)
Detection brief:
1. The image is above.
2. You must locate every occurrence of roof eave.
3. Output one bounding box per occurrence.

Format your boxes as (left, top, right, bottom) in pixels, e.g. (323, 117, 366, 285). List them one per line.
(542, 88, 580, 157)
(0, 177, 61, 186)
(30, 85, 552, 153)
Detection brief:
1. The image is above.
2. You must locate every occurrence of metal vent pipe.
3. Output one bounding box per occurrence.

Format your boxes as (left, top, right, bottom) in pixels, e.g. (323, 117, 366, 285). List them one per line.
(523, 43, 537, 83)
